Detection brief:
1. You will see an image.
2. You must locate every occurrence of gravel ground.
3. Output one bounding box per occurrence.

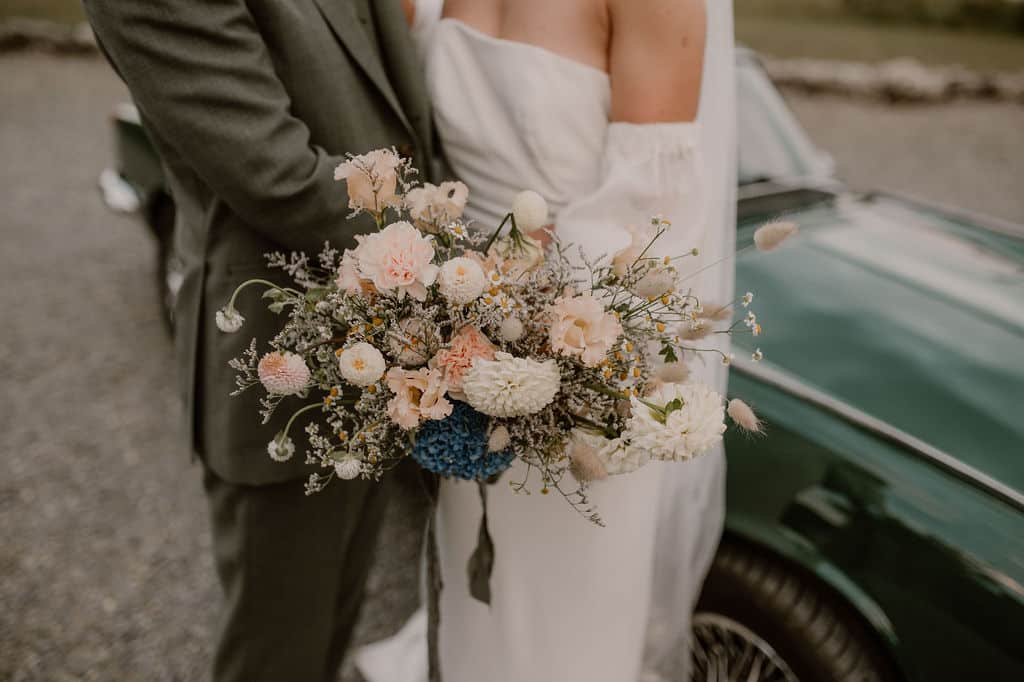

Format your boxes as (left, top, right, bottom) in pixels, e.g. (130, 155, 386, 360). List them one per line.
(784, 89, 1024, 224)
(1, 54, 1022, 682)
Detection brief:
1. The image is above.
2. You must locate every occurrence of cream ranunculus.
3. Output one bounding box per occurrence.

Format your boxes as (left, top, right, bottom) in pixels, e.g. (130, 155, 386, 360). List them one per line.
(333, 148, 403, 213)
(406, 181, 469, 233)
(385, 367, 453, 430)
(546, 291, 623, 367)
(355, 222, 439, 301)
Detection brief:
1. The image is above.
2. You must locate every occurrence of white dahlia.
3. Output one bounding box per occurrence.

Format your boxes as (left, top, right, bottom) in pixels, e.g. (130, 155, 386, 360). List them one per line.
(461, 352, 560, 417)
(625, 382, 725, 462)
(258, 351, 311, 396)
(438, 256, 487, 305)
(338, 342, 386, 387)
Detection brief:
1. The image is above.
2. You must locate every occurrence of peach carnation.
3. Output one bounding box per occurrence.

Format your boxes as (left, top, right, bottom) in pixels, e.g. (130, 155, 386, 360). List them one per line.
(355, 222, 439, 301)
(546, 291, 623, 367)
(258, 351, 310, 396)
(429, 326, 496, 400)
(385, 367, 453, 430)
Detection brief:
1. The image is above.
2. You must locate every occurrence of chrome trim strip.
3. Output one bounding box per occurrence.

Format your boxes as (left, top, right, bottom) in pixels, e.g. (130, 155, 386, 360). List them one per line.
(732, 357, 1024, 513)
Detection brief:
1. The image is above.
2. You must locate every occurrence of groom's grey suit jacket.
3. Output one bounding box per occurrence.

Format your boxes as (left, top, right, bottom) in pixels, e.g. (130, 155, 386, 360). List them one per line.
(85, 0, 437, 484)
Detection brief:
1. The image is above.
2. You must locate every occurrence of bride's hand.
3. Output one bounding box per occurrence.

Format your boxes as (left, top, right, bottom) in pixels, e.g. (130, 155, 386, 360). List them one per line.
(402, 0, 415, 26)
(529, 225, 555, 248)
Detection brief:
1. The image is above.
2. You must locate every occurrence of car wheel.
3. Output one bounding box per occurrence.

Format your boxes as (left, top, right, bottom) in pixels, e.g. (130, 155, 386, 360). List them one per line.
(150, 196, 178, 333)
(693, 540, 898, 682)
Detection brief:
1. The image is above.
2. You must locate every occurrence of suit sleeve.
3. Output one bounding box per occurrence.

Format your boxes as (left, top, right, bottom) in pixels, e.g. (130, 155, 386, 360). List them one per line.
(84, 0, 351, 254)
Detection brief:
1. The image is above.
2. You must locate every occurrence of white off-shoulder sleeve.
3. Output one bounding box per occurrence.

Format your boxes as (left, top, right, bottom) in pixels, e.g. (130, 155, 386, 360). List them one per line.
(410, 0, 444, 61)
(556, 122, 723, 295)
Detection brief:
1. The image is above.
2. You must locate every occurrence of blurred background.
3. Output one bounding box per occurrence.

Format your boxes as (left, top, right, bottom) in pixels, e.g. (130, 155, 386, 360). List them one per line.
(1, 1, 1022, 681)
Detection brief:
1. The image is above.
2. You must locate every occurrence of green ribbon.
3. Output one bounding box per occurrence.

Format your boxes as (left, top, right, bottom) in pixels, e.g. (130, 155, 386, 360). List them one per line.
(467, 481, 495, 605)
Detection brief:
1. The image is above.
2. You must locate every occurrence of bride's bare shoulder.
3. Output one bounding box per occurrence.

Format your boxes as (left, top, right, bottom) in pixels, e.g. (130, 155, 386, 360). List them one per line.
(608, 0, 707, 123)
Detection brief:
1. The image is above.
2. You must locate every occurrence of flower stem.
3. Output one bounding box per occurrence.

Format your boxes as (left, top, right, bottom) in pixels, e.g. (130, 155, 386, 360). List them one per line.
(280, 402, 322, 439)
(227, 278, 300, 311)
(482, 212, 512, 253)
(583, 382, 629, 400)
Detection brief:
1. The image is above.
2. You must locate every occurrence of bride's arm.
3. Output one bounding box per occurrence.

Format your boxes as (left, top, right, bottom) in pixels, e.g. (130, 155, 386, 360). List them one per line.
(402, 0, 415, 26)
(608, 0, 707, 123)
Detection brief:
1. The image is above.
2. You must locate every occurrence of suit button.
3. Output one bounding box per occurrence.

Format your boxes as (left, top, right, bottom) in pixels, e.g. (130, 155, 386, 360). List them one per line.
(398, 143, 415, 159)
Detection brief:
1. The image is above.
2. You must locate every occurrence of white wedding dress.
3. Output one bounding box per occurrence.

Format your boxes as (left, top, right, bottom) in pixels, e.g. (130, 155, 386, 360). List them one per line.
(358, 3, 737, 680)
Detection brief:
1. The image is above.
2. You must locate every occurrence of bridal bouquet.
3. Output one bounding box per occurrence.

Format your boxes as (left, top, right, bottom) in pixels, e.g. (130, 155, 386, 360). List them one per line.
(217, 148, 793, 522)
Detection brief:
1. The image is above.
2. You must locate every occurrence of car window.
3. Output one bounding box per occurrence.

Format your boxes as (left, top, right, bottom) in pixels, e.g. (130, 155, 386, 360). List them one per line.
(737, 56, 825, 184)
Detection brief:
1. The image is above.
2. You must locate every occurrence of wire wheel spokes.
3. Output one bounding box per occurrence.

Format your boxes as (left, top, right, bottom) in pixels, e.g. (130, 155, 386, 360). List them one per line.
(691, 613, 799, 682)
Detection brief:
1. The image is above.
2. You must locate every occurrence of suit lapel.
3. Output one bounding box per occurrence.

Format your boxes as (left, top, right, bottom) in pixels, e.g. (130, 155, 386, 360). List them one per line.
(313, 0, 413, 134)
(373, 0, 434, 156)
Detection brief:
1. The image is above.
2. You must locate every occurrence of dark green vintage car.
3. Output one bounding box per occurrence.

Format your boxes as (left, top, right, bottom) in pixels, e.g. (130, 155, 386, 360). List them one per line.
(101, 50, 1024, 682)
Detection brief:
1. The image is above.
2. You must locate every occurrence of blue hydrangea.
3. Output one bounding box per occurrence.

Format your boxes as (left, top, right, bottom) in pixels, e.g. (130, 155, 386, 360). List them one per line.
(412, 401, 515, 480)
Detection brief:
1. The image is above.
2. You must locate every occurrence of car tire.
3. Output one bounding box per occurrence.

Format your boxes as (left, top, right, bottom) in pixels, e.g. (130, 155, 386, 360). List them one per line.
(694, 539, 898, 682)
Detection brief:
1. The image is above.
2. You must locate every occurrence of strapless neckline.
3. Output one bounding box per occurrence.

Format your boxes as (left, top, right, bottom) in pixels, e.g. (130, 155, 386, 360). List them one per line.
(437, 17, 611, 84)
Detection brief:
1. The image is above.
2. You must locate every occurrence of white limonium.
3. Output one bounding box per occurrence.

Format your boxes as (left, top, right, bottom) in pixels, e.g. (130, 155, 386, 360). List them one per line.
(511, 190, 549, 232)
(338, 342, 386, 387)
(438, 256, 487, 305)
(216, 306, 245, 333)
(267, 434, 295, 462)
(334, 456, 363, 480)
(625, 382, 726, 462)
(462, 352, 560, 418)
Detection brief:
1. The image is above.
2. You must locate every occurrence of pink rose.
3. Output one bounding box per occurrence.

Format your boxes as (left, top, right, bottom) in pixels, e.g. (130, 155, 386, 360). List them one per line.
(356, 222, 439, 301)
(385, 367, 453, 429)
(546, 292, 623, 367)
(429, 326, 497, 400)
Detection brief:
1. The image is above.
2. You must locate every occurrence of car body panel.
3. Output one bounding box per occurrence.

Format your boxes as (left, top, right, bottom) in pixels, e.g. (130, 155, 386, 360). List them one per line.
(724, 366, 1024, 681)
(733, 194, 1024, 497)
